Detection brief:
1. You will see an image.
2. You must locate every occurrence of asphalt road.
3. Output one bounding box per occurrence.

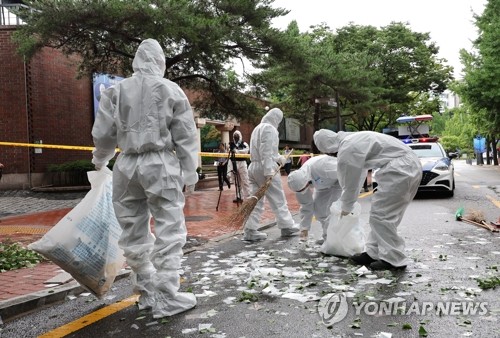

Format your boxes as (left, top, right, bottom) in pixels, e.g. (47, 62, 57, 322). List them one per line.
(1, 160, 499, 338)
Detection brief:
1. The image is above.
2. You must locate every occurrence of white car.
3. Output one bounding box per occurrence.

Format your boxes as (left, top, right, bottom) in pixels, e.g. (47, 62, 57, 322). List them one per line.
(371, 140, 457, 197)
(406, 141, 457, 196)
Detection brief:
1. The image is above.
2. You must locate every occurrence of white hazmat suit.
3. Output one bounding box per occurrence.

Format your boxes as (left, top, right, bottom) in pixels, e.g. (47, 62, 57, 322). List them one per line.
(227, 130, 251, 201)
(314, 130, 422, 268)
(243, 108, 299, 241)
(287, 155, 342, 242)
(92, 39, 198, 318)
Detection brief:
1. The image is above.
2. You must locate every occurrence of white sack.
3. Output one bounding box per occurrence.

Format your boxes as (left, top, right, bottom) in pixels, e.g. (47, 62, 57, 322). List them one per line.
(320, 200, 365, 257)
(29, 167, 125, 298)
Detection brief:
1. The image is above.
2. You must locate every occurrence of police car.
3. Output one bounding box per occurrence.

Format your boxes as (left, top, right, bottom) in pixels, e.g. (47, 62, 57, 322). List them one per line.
(371, 138, 457, 197)
(403, 137, 457, 196)
(372, 114, 457, 197)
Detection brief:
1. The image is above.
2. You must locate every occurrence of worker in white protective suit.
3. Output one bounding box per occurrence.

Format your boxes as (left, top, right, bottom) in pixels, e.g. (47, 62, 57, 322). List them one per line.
(227, 130, 251, 202)
(92, 39, 199, 318)
(313, 129, 422, 270)
(243, 108, 300, 241)
(287, 155, 342, 243)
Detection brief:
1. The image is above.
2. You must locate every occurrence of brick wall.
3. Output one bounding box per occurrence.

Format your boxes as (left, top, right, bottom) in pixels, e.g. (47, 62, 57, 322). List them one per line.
(0, 27, 93, 179)
(27, 47, 94, 173)
(0, 27, 30, 175)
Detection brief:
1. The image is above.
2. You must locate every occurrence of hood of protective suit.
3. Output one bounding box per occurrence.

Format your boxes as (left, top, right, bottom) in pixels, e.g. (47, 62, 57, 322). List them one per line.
(261, 108, 283, 128)
(132, 38, 166, 77)
(314, 129, 346, 154)
(288, 169, 310, 192)
(233, 130, 242, 142)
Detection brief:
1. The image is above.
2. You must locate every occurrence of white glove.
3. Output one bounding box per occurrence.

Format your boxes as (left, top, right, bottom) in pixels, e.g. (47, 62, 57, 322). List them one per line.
(278, 155, 287, 166)
(184, 184, 195, 197)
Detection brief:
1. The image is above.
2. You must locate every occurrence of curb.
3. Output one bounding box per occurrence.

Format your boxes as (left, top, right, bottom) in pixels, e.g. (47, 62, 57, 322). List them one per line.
(0, 270, 130, 323)
(0, 220, 280, 323)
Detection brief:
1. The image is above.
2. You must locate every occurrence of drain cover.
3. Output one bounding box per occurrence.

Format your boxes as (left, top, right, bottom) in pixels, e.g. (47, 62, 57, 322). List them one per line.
(185, 215, 212, 222)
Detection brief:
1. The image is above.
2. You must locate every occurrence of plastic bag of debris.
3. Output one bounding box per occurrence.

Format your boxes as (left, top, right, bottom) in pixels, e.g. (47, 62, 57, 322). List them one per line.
(321, 200, 365, 257)
(29, 167, 125, 298)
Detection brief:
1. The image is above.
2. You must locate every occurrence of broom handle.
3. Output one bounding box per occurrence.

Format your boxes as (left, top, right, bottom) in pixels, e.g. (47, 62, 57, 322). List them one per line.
(462, 218, 497, 232)
(266, 148, 294, 182)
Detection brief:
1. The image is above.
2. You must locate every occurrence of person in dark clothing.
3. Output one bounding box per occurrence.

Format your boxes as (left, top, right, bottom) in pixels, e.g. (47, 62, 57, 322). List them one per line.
(216, 143, 231, 191)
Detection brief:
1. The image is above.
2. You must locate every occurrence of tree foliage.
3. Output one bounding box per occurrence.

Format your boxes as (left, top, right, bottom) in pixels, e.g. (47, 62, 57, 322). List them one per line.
(12, 0, 288, 121)
(255, 22, 453, 132)
(453, 0, 500, 164)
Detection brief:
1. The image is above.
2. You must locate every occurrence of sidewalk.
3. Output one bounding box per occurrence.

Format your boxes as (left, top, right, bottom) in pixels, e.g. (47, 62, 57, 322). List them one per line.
(0, 176, 300, 320)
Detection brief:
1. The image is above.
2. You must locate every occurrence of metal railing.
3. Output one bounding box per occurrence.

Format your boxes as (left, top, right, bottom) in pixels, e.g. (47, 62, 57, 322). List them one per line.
(0, 4, 29, 26)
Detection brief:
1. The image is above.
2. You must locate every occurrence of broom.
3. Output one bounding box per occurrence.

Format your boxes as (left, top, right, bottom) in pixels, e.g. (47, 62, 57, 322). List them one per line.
(224, 150, 293, 231)
(455, 207, 499, 232)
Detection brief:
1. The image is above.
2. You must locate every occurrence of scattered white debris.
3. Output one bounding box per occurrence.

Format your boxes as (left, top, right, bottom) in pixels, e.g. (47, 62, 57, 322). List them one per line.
(223, 297, 236, 304)
(282, 292, 320, 303)
(394, 292, 412, 297)
(274, 311, 288, 316)
(355, 266, 370, 276)
(181, 328, 197, 334)
(358, 278, 393, 285)
(130, 324, 139, 330)
(383, 297, 406, 303)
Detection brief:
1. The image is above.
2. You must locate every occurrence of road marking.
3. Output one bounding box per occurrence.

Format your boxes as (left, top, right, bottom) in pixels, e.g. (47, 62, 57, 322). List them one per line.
(486, 195, 500, 209)
(38, 295, 138, 337)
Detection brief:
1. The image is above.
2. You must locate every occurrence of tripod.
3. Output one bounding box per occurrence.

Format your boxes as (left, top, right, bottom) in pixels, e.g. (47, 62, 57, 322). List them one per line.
(230, 150, 243, 205)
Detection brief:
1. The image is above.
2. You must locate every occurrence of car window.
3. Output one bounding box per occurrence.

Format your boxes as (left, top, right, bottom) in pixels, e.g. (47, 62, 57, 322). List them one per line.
(409, 144, 445, 158)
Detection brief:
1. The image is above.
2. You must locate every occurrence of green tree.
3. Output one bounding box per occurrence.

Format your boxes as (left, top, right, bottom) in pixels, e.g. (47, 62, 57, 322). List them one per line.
(439, 106, 476, 156)
(255, 22, 452, 133)
(13, 0, 288, 121)
(454, 0, 500, 165)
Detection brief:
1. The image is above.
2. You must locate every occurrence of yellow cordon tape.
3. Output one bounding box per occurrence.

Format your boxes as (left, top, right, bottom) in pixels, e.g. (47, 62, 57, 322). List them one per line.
(0, 142, 252, 158)
(0, 141, 97, 151)
(0, 142, 311, 160)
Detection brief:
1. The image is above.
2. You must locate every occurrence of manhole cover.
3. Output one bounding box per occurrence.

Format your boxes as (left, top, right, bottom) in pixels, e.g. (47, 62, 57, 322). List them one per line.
(185, 215, 213, 222)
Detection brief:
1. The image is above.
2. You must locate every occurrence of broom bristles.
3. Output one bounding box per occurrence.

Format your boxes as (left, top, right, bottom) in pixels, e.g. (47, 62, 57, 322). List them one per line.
(222, 150, 293, 233)
(224, 177, 273, 231)
(466, 209, 485, 223)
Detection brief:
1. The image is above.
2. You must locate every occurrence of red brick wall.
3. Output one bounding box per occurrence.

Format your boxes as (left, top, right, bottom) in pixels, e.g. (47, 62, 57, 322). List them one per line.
(0, 27, 30, 174)
(27, 47, 94, 172)
(0, 27, 94, 175)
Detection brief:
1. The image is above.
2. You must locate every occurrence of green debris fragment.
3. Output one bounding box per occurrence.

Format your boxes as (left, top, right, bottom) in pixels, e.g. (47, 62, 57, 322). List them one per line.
(402, 323, 412, 330)
(476, 276, 500, 290)
(238, 291, 259, 302)
(419, 325, 428, 337)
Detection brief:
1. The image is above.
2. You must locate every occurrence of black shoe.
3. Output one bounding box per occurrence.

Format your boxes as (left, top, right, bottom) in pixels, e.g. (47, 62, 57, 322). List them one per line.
(350, 252, 376, 266)
(233, 198, 243, 203)
(219, 187, 223, 191)
(369, 260, 406, 271)
(227, 182, 231, 189)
